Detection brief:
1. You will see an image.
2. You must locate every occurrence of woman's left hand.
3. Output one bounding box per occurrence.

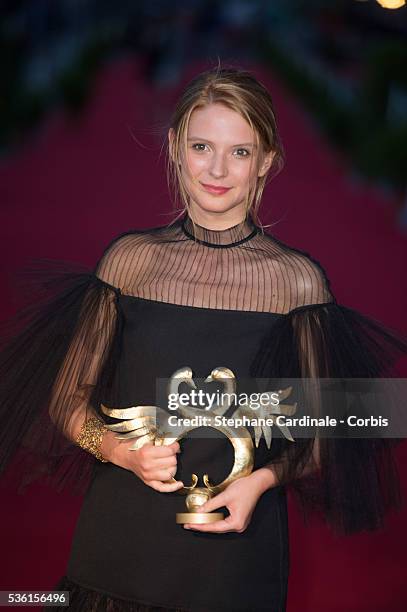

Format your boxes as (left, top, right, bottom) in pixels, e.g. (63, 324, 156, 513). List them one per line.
(183, 468, 275, 534)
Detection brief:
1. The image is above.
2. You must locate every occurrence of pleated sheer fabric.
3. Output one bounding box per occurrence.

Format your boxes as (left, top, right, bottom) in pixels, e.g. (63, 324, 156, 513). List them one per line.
(0, 212, 406, 535)
(250, 304, 406, 534)
(0, 261, 121, 496)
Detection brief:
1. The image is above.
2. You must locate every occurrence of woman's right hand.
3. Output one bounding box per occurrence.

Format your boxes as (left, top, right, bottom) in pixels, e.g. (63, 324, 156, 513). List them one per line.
(104, 431, 184, 492)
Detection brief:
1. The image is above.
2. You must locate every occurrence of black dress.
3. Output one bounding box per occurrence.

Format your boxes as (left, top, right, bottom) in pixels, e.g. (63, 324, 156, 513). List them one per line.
(0, 213, 405, 612)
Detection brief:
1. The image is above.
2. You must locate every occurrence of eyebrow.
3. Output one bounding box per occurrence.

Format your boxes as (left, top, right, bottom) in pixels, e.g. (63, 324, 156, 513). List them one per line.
(187, 137, 257, 148)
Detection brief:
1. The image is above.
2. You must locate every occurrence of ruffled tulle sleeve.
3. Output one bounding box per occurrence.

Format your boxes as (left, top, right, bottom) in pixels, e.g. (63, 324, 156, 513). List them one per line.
(250, 272, 407, 535)
(0, 256, 123, 496)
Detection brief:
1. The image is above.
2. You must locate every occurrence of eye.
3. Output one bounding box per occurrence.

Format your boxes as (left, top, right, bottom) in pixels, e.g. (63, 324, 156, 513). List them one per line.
(190, 144, 250, 157)
(234, 148, 250, 158)
(191, 143, 208, 152)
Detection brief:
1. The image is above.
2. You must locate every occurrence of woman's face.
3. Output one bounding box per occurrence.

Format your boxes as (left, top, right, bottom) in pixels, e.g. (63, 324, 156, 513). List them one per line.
(170, 103, 273, 222)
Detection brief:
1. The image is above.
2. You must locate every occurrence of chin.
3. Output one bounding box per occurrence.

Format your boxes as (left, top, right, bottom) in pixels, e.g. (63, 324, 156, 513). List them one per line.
(190, 195, 240, 215)
(194, 204, 236, 217)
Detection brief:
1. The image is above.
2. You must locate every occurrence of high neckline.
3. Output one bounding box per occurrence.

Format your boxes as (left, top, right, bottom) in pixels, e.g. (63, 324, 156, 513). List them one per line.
(181, 212, 258, 248)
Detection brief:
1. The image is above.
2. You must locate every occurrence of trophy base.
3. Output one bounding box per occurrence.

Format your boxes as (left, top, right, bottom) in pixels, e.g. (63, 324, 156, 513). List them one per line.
(176, 512, 224, 524)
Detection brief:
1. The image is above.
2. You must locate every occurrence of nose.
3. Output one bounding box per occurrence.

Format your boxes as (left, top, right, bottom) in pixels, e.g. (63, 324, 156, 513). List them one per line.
(209, 152, 228, 179)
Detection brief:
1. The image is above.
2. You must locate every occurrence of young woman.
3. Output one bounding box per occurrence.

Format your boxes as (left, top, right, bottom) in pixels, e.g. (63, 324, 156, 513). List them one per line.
(0, 67, 406, 612)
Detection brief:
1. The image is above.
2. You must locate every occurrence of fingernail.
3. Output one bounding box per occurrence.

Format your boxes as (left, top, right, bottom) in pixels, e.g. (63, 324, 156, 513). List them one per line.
(184, 525, 190, 530)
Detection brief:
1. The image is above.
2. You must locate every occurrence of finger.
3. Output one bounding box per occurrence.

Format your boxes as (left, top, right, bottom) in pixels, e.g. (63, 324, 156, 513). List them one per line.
(152, 456, 178, 469)
(199, 492, 227, 514)
(123, 440, 154, 449)
(148, 468, 178, 482)
(147, 444, 180, 458)
(149, 480, 184, 493)
(151, 463, 178, 476)
(184, 516, 235, 533)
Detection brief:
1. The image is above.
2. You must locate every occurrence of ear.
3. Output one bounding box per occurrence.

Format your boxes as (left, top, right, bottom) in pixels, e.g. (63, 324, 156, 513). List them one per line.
(258, 150, 275, 178)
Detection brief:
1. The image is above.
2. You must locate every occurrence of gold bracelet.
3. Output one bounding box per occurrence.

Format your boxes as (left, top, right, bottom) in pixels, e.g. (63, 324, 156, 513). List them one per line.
(76, 416, 109, 462)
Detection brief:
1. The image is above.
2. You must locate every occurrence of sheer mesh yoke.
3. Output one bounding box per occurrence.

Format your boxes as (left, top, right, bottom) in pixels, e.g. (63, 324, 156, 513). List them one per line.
(95, 213, 334, 313)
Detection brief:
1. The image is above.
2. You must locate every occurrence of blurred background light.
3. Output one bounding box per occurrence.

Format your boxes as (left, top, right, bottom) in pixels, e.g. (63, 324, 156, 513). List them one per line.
(376, 0, 406, 9)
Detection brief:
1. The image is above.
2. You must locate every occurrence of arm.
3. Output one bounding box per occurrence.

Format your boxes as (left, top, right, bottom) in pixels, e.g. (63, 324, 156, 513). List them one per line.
(0, 266, 119, 495)
(51, 401, 118, 461)
(48, 310, 183, 492)
(249, 437, 321, 496)
(59, 402, 183, 493)
(47, 279, 118, 455)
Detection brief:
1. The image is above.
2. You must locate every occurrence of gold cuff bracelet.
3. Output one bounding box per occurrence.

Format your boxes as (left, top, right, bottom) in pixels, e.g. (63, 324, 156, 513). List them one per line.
(76, 416, 109, 463)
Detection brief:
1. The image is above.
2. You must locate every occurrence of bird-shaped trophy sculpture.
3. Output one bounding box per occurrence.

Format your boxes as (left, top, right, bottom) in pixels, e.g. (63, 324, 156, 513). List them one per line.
(101, 366, 297, 525)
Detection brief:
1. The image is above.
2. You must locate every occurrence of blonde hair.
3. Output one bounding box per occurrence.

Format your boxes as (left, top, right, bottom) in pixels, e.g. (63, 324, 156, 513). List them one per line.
(165, 64, 285, 232)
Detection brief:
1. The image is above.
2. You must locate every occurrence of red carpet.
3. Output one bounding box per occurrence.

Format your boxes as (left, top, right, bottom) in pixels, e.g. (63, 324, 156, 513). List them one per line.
(0, 57, 406, 611)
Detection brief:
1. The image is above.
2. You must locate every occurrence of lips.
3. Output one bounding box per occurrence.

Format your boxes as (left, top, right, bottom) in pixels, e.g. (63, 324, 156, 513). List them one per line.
(200, 183, 232, 195)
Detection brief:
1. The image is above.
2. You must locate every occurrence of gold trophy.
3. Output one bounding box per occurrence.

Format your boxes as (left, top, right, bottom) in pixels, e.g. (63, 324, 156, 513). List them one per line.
(101, 367, 296, 524)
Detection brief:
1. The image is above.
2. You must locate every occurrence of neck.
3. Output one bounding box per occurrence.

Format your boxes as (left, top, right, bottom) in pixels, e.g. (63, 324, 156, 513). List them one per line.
(181, 209, 257, 247)
(187, 206, 248, 231)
